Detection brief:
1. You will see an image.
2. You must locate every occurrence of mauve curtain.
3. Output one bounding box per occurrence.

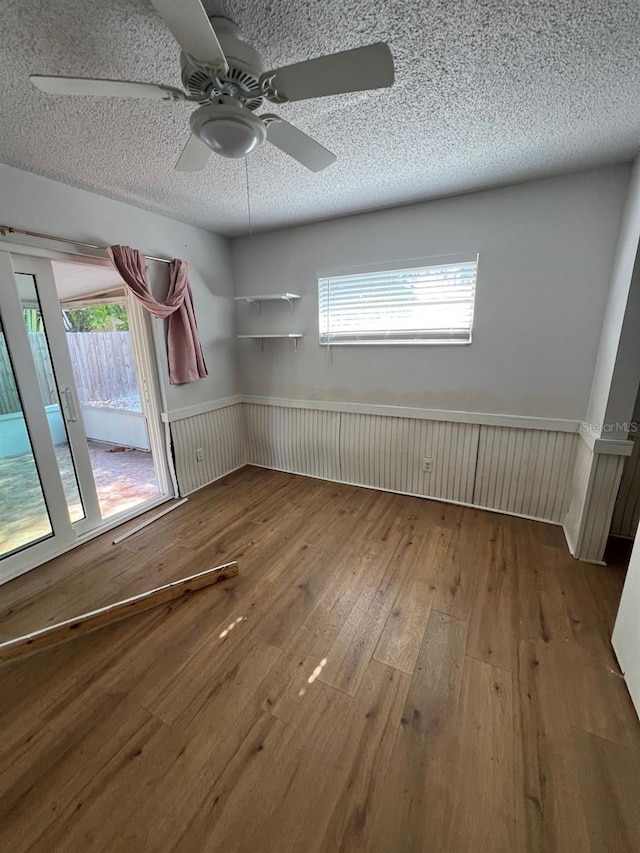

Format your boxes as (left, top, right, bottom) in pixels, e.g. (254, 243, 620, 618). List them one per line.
(107, 245, 207, 385)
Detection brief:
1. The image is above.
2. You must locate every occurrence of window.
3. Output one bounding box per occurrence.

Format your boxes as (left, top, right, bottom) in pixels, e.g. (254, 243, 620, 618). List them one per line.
(318, 256, 478, 345)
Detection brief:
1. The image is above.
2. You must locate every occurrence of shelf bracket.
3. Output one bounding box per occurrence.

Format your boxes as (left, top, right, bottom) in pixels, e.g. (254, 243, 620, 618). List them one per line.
(246, 299, 261, 314)
(284, 296, 296, 313)
(293, 337, 298, 353)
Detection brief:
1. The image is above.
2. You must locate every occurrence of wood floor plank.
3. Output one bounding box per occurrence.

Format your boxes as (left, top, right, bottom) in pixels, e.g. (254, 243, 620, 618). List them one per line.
(513, 639, 592, 853)
(139, 627, 281, 730)
(251, 517, 360, 649)
(315, 660, 411, 853)
(177, 679, 353, 852)
(466, 523, 514, 672)
(373, 527, 447, 674)
(368, 609, 468, 852)
(559, 642, 640, 749)
(317, 531, 410, 695)
(542, 544, 620, 667)
(258, 520, 404, 722)
(1, 694, 165, 851)
(580, 558, 628, 642)
(571, 726, 640, 853)
(511, 521, 568, 645)
(138, 707, 286, 853)
(0, 709, 71, 796)
(432, 509, 495, 621)
(441, 656, 515, 852)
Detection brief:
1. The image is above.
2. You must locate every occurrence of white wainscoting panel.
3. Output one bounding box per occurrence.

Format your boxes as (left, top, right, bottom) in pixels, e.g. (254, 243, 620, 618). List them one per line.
(171, 399, 621, 558)
(579, 453, 626, 562)
(563, 435, 626, 562)
(611, 432, 640, 538)
(474, 426, 578, 522)
(170, 402, 246, 495)
(244, 402, 582, 524)
(244, 403, 340, 480)
(339, 413, 478, 503)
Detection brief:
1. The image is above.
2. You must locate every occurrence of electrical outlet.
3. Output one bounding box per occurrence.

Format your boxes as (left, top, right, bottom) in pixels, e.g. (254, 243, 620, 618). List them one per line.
(196, 447, 204, 462)
(422, 456, 432, 473)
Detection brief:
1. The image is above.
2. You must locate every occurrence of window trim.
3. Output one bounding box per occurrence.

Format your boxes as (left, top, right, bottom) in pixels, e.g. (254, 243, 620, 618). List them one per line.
(317, 253, 479, 347)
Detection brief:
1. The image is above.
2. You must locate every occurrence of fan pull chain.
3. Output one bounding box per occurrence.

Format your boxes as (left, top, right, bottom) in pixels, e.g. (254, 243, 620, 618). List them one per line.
(245, 157, 253, 239)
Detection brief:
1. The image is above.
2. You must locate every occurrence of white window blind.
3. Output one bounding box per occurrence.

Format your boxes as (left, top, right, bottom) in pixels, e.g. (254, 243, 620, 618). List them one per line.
(318, 257, 478, 345)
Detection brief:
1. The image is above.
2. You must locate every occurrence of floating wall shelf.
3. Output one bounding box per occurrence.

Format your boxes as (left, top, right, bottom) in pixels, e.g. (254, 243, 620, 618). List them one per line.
(234, 293, 301, 313)
(237, 333, 303, 352)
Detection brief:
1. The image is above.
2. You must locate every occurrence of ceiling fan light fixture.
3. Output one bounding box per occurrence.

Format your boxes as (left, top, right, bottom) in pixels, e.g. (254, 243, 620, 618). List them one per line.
(190, 103, 266, 159)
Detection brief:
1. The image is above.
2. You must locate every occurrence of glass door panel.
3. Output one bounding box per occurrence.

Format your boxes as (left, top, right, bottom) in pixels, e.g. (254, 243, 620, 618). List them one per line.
(0, 251, 77, 582)
(61, 295, 161, 519)
(16, 273, 85, 524)
(0, 316, 53, 558)
(11, 255, 102, 536)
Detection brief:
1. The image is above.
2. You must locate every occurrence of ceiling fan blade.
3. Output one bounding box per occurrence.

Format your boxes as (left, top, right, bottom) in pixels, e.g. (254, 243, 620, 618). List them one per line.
(148, 0, 228, 72)
(175, 134, 211, 172)
(260, 42, 394, 103)
(264, 115, 336, 172)
(30, 75, 186, 101)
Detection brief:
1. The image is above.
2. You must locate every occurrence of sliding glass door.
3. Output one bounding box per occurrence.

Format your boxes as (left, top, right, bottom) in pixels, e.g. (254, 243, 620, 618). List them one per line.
(0, 249, 172, 583)
(0, 251, 102, 582)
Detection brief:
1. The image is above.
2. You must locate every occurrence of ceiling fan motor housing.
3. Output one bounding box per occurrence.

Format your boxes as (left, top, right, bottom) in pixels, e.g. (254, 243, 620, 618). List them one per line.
(180, 17, 265, 111)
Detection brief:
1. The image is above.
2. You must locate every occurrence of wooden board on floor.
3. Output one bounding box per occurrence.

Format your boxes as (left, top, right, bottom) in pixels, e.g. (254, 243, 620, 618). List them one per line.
(0, 562, 239, 663)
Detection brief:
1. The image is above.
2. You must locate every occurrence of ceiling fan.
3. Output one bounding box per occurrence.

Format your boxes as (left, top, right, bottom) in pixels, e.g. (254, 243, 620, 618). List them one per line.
(30, 0, 395, 173)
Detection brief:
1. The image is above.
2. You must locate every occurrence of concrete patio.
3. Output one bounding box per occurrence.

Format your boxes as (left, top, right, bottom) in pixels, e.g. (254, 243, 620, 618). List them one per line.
(0, 440, 159, 558)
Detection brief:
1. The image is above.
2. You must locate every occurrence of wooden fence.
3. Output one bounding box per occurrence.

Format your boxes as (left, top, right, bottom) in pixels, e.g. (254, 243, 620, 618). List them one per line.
(0, 332, 138, 415)
(0, 333, 57, 414)
(66, 332, 138, 404)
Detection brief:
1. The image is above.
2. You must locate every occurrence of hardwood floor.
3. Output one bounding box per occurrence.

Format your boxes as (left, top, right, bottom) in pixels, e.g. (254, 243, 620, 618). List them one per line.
(1, 466, 639, 852)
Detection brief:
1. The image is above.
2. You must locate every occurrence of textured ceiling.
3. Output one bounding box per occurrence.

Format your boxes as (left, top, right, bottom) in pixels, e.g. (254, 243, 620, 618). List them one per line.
(51, 262, 124, 301)
(1, 0, 639, 236)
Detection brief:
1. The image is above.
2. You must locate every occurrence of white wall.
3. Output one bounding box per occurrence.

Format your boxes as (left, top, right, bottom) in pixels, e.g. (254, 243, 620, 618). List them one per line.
(0, 163, 236, 414)
(613, 533, 640, 717)
(232, 167, 629, 421)
(587, 157, 640, 439)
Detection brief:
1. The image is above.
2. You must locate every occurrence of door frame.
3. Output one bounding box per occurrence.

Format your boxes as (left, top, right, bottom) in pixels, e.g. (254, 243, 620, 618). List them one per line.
(123, 289, 172, 500)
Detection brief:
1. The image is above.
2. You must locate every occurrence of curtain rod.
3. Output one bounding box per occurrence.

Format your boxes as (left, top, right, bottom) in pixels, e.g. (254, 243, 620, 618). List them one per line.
(0, 225, 172, 264)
